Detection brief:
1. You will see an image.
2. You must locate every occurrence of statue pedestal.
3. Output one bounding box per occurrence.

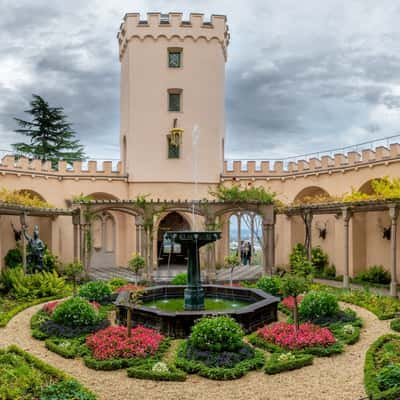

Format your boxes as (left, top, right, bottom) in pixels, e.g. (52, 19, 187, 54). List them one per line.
(184, 287, 205, 310)
(165, 231, 221, 311)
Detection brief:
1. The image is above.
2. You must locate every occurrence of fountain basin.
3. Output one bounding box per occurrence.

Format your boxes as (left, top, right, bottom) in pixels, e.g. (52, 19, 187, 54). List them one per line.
(115, 285, 280, 338)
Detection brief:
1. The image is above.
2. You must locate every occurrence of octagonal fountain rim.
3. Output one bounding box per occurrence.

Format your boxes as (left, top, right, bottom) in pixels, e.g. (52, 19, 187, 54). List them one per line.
(114, 284, 281, 317)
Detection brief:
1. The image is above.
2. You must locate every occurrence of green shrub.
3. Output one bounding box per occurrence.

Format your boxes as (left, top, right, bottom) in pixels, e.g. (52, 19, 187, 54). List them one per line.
(390, 318, 400, 332)
(264, 352, 313, 374)
(4, 247, 22, 269)
(52, 297, 99, 327)
(42, 248, 59, 272)
(299, 291, 339, 321)
(171, 272, 188, 285)
(377, 364, 400, 391)
(364, 334, 400, 400)
(256, 276, 281, 296)
(78, 281, 112, 303)
(189, 316, 244, 352)
(357, 266, 391, 285)
(45, 337, 86, 359)
(0, 268, 66, 300)
(322, 265, 336, 279)
(40, 380, 96, 400)
(127, 362, 187, 381)
(108, 278, 128, 292)
(311, 246, 329, 272)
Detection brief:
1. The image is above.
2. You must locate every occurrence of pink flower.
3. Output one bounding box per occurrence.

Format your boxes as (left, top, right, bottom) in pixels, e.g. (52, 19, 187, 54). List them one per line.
(281, 296, 304, 311)
(257, 322, 336, 350)
(115, 284, 145, 293)
(86, 325, 164, 361)
(42, 301, 61, 315)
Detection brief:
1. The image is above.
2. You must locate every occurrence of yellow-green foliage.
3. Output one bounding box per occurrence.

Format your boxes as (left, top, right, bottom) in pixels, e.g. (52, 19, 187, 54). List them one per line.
(0, 188, 53, 208)
(210, 184, 276, 204)
(295, 177, 400, 205)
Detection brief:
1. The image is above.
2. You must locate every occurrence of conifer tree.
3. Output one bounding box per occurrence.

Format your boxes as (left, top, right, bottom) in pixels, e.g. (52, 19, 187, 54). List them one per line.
(12, 94, 85, 166)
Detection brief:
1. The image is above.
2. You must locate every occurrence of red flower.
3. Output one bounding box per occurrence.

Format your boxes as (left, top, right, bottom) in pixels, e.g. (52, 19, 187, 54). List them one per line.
(86, 326, 164, 361)
(257, 322, 336, 350)
(115, 284, 145, 293)
(281, 295, 304, 311)
(42, 301, 61, 315)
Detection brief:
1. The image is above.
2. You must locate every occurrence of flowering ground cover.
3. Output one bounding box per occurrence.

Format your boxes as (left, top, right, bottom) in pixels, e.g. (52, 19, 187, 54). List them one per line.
(86, 326, 164, 361)
(256, 322, 336, 350)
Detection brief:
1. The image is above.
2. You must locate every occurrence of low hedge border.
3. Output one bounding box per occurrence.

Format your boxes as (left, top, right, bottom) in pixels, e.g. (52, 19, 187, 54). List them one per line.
(45, 337, 87, 359)
(265, 353, 313, 374)
(390, 318, 400, 332)
(364, 334, 400, 400)
(175, 341, 264, 380)
(0, 345, 97, 399)
(247, 332, 344, 357)
(329, 323, 361, 345)
(84, 338, 170, 371)
(127, 363, 187, 381)
(0, 295, 66, 327)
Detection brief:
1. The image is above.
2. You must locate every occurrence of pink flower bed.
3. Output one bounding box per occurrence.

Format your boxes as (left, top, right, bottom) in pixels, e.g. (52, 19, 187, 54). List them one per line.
(86, 326, 164, 361)
(42, 301, 61, 315)
(281, 295, 304, 311)
(115, 284, 145, 293)
(257, 322, 336, 350)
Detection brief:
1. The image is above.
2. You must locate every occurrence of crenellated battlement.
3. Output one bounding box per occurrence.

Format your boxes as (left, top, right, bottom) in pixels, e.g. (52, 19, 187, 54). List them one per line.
(222, 143, 400, 178)
(117, 12, 229, 60)
(0, 156, 125, 180)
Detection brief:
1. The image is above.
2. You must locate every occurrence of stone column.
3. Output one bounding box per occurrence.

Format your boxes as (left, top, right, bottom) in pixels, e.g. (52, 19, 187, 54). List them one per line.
(72, 213, 80, 262)
(20, 213, 27, 273)
(262, 219, 275, 275)
(135, 215, 144, 255)
(342, 207, 352, 289)
(305, 210, 313, 261)
(389, 205, 398, 297)
(237, 213, 241, 257)
(205, 216, 217, 282)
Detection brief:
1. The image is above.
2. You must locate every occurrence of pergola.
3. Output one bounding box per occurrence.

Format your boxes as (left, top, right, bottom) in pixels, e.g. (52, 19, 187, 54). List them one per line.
(280, 199, 400, 297)
(74, 199, 276, 280)
(0, 202, 79, 272)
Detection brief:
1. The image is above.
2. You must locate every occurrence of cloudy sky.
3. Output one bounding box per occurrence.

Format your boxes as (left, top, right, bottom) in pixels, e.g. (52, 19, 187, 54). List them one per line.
(1, 0, 400, 160)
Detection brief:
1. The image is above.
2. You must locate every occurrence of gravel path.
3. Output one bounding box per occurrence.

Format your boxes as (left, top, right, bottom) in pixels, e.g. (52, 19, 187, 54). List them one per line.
(0, 302, 393, 400)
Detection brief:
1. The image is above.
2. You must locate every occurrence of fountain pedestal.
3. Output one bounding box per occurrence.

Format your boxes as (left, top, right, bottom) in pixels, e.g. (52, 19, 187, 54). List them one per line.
(165, 231, 221, 311)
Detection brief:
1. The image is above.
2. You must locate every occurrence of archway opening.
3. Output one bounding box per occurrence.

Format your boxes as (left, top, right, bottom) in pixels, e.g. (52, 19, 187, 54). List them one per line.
(157, 212, 190, 266)
(294, 186, 330, 204)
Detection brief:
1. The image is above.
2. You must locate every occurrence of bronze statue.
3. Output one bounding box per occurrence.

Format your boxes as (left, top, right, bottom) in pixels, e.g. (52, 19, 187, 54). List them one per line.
(23, 225, 45, 272)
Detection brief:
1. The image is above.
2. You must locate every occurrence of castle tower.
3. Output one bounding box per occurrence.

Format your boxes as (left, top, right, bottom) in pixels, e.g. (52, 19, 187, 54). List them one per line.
(118, 12, 229, 184)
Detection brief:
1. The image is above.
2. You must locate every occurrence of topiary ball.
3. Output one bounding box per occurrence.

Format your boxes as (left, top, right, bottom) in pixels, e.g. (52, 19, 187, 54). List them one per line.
(299, 290, 339, 321)
(78, 281, 112, 303)
(189, 316, 244, 352)
(52, 297, 99, 327)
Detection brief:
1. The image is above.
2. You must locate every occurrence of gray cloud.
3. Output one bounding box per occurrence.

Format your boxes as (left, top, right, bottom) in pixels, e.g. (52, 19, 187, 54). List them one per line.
(1, 0, 400, 160)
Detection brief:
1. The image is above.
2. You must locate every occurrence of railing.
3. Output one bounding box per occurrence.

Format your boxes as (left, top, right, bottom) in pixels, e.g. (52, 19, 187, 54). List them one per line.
(225, 134, 400, 170)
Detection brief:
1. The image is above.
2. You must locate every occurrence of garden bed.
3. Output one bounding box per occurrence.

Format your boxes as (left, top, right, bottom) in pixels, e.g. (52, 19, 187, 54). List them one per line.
(0, 345, 96, 399)
(364, 334, 400, 400)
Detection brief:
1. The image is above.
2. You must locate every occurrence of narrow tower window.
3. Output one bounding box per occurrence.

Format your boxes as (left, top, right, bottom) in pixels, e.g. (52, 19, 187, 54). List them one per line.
(168, 47, 182, 68)
(168, 89, 182, 112)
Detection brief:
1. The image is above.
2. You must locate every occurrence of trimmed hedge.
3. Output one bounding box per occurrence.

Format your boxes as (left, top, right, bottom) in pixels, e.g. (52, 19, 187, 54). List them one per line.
(364, 334, 400, 400)
(0, 295, 65, 327)
(0, 345, 96, 399)
(248, 332, 344, 357)
(265, 353, 313, 374)
(175, 341, 264, 380)
(127, 363, 187, 381)
(84, 338, 170, 371)
(45, 337, 87, 359)
(390, 318, 400, 332)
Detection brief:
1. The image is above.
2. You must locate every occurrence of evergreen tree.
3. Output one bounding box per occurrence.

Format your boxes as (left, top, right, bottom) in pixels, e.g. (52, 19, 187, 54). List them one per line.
(12, 94, 85, 166)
